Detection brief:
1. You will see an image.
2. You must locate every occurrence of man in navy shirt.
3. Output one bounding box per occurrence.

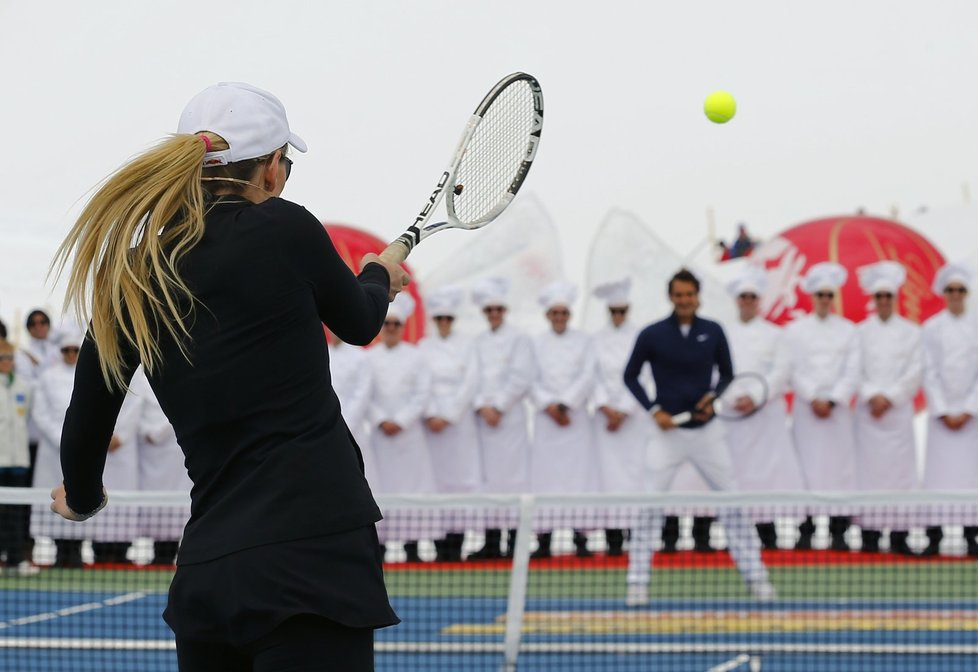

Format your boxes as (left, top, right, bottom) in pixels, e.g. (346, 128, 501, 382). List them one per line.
(622, 269, 775, 606)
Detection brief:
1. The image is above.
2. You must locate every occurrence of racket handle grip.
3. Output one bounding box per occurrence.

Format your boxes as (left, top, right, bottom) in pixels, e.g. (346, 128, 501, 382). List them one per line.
(670, 411, 692, 426)
(379, 240, 411, 265)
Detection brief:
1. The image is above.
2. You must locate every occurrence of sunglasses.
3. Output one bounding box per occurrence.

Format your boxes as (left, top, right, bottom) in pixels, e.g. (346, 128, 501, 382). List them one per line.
(383, 320, 403, 328)
(944, 287, 968, 295)
(873, 292, 894, 300)
(483, 306, 505, 314)
(433, 315, 455, 322)
(60, 347, 80, 354)
(814, 292, 835, 299)
(738, 293, 759, 301)
(609, 307, 628, 315)
(280, 156, 293, 180)
(0, 355, 13, 362)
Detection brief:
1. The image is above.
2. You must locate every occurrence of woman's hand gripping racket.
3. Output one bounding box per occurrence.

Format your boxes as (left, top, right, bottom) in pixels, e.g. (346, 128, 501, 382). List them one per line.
(671, 373, 770, 426)
(378, 72, 544, 266)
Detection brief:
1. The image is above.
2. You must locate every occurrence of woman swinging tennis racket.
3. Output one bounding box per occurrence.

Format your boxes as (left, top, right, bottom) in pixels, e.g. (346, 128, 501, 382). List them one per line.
(50, 81, 408, 671)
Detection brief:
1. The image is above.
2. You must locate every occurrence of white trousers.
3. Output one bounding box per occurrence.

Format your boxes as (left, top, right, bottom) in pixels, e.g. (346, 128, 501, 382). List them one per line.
(626, 422, 768, 586)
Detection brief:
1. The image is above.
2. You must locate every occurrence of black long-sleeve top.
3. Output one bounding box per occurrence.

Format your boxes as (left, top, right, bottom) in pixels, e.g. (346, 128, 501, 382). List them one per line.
(61, 196, 391, 564)
(622, 313, 734, 429)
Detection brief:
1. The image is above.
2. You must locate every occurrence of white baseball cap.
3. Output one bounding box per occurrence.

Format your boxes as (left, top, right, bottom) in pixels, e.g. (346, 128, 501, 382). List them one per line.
(177, 82, 307, 166)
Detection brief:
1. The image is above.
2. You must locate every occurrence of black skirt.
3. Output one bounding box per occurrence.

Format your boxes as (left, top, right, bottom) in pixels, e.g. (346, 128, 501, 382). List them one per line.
(163, 524, 400, 646)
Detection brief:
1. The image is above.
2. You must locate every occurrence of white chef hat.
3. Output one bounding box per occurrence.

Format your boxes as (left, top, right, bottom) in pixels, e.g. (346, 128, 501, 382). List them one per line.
(471, 277, 511, 309)
(592, 277, 632, 308)
(932, 262, 973, 294)
(425, 286, 465, 318)
(800, 261, 848, 294)
(857, 260, 906, 295)
(726, 265, 768, 297)
(538, 280, 578, 310)
(386, 292, 416, 323)
(57, 327, 85, 349)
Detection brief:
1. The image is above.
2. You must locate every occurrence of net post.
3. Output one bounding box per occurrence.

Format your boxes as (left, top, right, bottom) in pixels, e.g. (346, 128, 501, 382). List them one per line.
(499, 493, 534, 672)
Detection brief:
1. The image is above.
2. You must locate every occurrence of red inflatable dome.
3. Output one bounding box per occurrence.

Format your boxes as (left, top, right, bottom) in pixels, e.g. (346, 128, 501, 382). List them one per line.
(323, 223, 425, 344)
(751, 215, 946, 327)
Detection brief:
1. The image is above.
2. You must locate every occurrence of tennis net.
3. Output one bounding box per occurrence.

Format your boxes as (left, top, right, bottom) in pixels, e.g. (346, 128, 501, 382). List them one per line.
(2, 488, 977, 671)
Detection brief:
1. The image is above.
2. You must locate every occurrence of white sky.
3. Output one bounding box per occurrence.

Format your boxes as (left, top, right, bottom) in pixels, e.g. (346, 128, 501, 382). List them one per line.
(4, 0, 978, 332)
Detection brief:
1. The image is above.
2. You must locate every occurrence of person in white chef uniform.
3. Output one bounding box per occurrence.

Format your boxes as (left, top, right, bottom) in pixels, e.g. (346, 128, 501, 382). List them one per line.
(853, 261, 921, 555)
(89, 369, 142, 565)
(920, 262, 978, 557)
(590, 277, 650, 556)
(32, 328, 139, 565)
(530, 281, 597, 558)
(784, 262, 860, 551)
(131, 367, 192, 565)
(30, 329, 87, 567)
(418, 286, 481, 562)
(368, 292, 437, 563)
(468, 277, 534, 560)
(328, 334, 379, 490)
(721, 266, 804, 550)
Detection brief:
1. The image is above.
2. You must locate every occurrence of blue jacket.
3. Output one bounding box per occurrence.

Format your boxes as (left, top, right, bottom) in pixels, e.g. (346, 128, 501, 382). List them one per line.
(623, 313, 733, 428)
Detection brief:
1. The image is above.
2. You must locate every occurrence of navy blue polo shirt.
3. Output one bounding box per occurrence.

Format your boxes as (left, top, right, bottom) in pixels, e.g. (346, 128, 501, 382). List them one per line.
(623, 313, 733, 428)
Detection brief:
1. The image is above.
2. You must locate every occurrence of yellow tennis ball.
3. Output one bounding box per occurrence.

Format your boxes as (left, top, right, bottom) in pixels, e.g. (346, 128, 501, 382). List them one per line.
(704, 91, 736, 124)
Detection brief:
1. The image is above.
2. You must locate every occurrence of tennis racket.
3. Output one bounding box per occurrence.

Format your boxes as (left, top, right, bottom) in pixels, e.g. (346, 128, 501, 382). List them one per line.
(671, 372, 770, 425)
(378, 72, 544, 265)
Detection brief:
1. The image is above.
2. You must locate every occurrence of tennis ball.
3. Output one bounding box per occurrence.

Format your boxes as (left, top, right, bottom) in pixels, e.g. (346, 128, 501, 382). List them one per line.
(704, 91, 736, 124)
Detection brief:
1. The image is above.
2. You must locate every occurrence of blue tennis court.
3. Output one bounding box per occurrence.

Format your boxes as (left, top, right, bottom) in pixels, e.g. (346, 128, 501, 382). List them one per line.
(4, 587, 978, 671)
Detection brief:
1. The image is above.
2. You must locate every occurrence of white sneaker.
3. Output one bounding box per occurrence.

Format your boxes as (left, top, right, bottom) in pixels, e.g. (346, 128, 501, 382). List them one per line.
(749, 579, 777, 601)
(625, 582, 650, 607)
(13, 562, 40, 577)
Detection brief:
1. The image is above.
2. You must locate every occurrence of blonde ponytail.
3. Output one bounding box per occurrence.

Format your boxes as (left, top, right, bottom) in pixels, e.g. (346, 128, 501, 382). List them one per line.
(53, 132, 227, 390)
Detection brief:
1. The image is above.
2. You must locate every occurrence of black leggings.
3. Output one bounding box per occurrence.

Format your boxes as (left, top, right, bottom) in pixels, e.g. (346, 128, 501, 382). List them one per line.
(176, 614, 374, 671)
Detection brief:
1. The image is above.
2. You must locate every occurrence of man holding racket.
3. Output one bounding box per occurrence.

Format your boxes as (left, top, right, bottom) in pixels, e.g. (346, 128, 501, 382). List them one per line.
(622, 269, 774, 606)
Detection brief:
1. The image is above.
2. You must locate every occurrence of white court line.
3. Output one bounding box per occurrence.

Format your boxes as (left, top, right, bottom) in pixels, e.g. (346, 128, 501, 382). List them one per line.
(0, 638, 174, 650)
(706, 654, 751, 672)
(370, 642, 978, 655)
(103, 593, 148, 606)
(0, 639, 975, 656)
(0, 592, 148, 631)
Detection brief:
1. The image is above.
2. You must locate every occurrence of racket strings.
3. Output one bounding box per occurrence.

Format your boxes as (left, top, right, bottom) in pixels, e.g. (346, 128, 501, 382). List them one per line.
(452, 80, 536, 225)
(715, 372, 770, 420)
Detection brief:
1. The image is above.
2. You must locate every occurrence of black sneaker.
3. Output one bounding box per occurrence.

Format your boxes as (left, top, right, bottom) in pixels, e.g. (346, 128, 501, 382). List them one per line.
(830, 537, 850, 552)
(467, 545, 503, 561)
(795, 537, 813, 551)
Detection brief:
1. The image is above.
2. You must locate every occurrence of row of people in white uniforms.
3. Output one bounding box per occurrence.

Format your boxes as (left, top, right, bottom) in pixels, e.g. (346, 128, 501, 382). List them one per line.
(330, 279, 617, 561)
(747, 260, 978, 556)
(330, 257, 978, 565)
(26, 330, 190, 566)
